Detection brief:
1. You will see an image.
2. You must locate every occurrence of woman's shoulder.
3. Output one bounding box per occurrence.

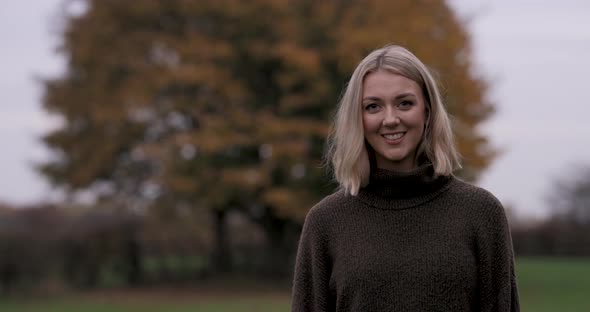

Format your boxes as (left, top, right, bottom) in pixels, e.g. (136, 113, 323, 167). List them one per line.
(304, 189, 352, 224)
(308, 189, 349, 213)
(298, 190, 351, 238)
(447, 177, 506, 220)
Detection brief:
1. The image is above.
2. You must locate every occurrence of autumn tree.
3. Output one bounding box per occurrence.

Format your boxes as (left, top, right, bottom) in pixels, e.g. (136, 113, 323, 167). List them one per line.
(41, 0, 494, 275)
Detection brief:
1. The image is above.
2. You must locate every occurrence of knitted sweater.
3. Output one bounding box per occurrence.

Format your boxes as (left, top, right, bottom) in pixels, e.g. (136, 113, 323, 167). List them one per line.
(291, 164, 520, 311)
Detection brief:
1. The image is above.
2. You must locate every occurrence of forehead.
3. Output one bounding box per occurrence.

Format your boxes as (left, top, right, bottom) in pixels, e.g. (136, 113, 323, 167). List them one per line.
(362, 70, 421, 95)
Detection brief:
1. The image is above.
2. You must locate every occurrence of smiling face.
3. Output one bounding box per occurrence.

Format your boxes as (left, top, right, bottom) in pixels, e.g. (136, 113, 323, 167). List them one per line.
(361, 70, 427, 172)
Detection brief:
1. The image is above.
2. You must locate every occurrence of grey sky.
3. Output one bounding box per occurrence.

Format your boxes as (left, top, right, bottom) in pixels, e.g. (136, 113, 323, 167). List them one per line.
(450, 0, 590, 218)
(0, 0, 63, 205)
(1, 1, 589, 219)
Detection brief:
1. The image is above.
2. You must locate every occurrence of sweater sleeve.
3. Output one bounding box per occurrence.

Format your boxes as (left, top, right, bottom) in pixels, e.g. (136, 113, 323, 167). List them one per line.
(475, 195, 520, 312)
(291, 206, 333, 312)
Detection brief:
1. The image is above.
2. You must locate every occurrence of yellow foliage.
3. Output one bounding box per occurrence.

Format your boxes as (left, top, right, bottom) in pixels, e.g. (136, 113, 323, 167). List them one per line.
(42, 0, 493, 223)
(221, 167, 270, 189)
(262, 187, 310, 221)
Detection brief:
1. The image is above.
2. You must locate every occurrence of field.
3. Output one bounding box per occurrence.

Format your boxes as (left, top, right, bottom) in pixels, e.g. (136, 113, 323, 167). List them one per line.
(0, 288, 290, 312)
(1, 257, 588, 312)
(517, 257, 590, 311)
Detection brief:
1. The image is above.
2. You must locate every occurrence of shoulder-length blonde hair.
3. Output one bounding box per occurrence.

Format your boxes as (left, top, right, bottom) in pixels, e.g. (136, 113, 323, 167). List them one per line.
(327, 45, 461, 195)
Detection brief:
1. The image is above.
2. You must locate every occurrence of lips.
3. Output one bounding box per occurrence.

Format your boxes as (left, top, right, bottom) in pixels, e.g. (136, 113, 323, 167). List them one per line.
(383, 132, 404, 140)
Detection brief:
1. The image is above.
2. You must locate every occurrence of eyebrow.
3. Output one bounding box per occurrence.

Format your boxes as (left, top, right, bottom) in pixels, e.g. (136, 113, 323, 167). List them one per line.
(362, 92, 416, 102)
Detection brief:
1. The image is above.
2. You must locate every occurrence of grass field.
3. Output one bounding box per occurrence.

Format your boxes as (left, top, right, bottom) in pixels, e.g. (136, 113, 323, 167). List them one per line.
(1, 257, 588, 311)
(517, 257, 590, 312)
(0, 289, 290, 312)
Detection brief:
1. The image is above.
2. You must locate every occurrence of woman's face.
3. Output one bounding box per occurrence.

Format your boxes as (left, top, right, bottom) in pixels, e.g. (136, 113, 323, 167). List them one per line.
(361, 70, 426, 171)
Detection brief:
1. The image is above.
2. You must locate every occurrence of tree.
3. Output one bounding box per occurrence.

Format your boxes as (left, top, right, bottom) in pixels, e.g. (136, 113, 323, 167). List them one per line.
(512, 165, 590, 257)
(546, 165, 590, 255)
(549, 165, 590, 225)
(41, 0, 494, 275)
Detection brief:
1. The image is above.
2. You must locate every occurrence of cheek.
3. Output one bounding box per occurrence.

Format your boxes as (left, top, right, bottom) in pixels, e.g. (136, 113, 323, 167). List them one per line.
(361, 115, 370, 134)
(362, 115, 378, 133)
(412, 110, 427, 132)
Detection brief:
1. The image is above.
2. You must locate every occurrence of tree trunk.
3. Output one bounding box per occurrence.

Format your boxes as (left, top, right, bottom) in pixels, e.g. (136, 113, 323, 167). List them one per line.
(260, 211, 299, 278)
(124, 228, 142, 285)
(211, 209, 231, 274)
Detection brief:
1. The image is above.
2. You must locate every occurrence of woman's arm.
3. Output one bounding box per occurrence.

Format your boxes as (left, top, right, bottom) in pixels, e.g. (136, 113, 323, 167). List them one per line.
(291, 207, 333, 312)
(475, 195, 520, 312)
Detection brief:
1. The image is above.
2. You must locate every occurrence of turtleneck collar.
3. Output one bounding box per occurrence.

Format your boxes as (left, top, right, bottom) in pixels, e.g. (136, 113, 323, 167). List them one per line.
(356, 163, 454, 210)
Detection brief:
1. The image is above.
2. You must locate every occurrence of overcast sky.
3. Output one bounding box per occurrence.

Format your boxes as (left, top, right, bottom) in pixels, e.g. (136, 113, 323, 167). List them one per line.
(1, 1, 589, 219)
(449, 0, 590, 218)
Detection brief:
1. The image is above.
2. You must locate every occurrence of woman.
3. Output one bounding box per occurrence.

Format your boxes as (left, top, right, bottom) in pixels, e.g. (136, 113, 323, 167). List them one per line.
(291, 45, 519, 311)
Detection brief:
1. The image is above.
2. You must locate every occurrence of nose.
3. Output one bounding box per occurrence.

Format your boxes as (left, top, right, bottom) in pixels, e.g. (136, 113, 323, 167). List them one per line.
(382, 107, 400, 127)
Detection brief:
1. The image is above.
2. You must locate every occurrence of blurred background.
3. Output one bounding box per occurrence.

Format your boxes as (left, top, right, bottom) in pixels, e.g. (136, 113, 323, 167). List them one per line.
(1, 0, 589, 311)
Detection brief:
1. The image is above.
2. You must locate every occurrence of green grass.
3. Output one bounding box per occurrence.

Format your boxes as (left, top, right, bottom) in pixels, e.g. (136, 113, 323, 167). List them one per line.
(1, 257, 588, 311)
(0, 293, 290, 312)
(0, 300, 288, 312)
(516, 257, 590, 312)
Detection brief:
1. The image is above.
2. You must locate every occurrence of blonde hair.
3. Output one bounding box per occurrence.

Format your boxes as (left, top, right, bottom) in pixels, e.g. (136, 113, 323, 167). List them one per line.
(327, 45, 461, 195)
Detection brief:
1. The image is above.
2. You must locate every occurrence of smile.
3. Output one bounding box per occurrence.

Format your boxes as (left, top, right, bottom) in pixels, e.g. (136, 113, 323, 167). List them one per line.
(382, 132, 405, 140)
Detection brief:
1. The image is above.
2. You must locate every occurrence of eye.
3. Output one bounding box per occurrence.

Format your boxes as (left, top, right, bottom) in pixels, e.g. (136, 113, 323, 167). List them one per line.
(364, 103, 380, 112)
(398, 100, 414, 109)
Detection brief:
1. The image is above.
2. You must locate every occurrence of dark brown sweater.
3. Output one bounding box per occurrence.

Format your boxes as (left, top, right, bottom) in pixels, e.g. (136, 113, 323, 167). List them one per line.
(291, 164, 519, 311)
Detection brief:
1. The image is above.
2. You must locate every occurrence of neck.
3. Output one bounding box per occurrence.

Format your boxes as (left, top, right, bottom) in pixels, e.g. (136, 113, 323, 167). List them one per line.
(375, 158, 417, 172)
(356, 163, 454, 210)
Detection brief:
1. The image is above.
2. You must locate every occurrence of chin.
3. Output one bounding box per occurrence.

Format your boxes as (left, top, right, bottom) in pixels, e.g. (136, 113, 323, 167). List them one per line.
(384, 153, 408, 162)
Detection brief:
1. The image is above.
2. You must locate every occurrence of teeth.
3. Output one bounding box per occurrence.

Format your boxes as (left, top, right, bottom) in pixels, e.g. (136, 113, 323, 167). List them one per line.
(383, 133, 404, 140)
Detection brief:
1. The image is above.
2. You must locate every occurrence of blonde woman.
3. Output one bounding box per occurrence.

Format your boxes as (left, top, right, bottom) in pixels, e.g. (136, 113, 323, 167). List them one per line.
(291, 45, 519, 311)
